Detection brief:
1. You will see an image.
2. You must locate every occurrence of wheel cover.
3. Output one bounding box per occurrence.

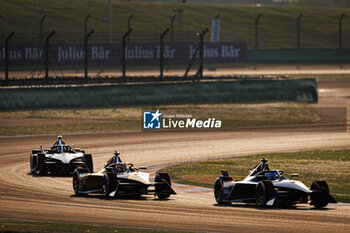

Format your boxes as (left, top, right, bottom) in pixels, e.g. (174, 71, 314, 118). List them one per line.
(214, 181, 223, 202)
(256, 184, 265, 205)
(73, 174, 79, 192)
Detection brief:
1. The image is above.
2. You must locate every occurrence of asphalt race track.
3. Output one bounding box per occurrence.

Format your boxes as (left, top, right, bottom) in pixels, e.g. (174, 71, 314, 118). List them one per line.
(0, 80, 350, 232)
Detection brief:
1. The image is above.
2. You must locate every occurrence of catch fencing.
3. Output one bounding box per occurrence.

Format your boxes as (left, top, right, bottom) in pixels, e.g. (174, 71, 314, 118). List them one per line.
(0, 12, 349, 82)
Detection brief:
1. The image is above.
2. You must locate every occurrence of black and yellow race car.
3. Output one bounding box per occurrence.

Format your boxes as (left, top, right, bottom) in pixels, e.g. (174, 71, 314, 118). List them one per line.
(73, 152, 176, 199)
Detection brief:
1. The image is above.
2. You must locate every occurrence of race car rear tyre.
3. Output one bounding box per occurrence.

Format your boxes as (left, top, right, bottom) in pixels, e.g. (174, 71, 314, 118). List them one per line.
(35, 154, 47, 175)
(155, 173, 171, 199)
(214, 177, 232, 205)
(256, 181, 274, 207)
(102, 173, 117, 197)
(310, 181, 329, 208)
(83, 154, 93, 173)
(30, 154, 37, 174)
(73, 168, 88, 196)
(214, 178, 225, 204)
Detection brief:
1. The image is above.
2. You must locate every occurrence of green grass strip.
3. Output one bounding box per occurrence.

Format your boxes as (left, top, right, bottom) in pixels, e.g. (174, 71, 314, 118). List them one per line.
(0, 220, 190, 233)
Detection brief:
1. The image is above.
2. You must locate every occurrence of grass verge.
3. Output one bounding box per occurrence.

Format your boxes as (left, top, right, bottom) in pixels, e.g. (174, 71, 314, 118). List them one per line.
(0, 220, 186, 233)
(289, 74, 350, 81)
(161, 150, 350, 203)
(0, 102, 320, 136)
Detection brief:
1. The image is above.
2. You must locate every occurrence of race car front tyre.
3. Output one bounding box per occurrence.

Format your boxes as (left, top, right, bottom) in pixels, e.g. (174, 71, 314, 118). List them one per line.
(155, 173, 172, 199)
(256, 181, 274, 207)
(83, 154, 93, 173)
(310, 181, 329, 208)
(73, 168, 89, 196)
(102, 173, 117, 197)
(35, 154, 47, 175)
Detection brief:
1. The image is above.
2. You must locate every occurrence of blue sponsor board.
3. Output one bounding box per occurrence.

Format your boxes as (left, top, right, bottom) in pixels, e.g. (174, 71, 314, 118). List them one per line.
(0, 42, 246, 65)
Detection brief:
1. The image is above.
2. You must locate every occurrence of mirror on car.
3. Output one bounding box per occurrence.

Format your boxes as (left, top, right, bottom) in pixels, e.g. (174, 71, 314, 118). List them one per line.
(289, 173, 299, 179)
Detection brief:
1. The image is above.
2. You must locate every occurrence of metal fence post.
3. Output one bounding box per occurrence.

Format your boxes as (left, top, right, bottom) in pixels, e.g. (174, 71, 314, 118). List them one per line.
(122, 29, 132, 78)
(199, 28, 209, 78)
(339, 13, 345, 49)
(5, 31, 15, 82)
(160, 28, 170, 78)
(255, 14, 262, 50)
(85, 29, 94, 80)
(297, 13, 303, 49)
(45, 30, 55, 79)
(40, 15, 46, 43)
(127, 14, 133, 43)
(170, 14, 176, 42)
(173, 8, 183, 41)
(108, 0, 112, 42)
(84, 14, 90, 40)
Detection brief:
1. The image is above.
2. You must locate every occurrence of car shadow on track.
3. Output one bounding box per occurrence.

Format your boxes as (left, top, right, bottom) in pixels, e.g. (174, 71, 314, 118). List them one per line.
(70, 194, 174, 202)
(213, 203, 335, 211)
(70, 195, 146, 201)
(27, 172, 72, 178)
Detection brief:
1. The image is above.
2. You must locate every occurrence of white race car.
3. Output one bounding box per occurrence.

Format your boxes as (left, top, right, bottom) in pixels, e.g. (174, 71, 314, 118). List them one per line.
(214, 158, 337, 208)
(30, 136, 93, 175)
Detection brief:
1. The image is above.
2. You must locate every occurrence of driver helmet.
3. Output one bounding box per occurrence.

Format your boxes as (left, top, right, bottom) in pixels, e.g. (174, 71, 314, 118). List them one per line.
(115, 164, 125, 173)
(265, 172, 276, 181)
(58, 135, 63, 140)
(114, 150, 120, 156)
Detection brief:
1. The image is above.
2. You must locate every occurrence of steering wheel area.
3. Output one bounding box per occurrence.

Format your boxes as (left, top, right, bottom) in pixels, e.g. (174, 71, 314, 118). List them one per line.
(50, 145, 72, 153)
(257, 170, 284, 181)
